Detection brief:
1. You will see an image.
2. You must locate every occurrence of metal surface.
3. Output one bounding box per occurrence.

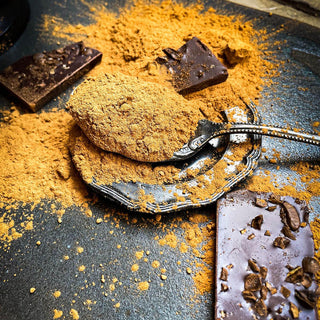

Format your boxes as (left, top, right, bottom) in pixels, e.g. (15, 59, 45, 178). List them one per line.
(82, 104, 261, 213)
(0, 0, 319, 319)
(172, 118, 320, 161)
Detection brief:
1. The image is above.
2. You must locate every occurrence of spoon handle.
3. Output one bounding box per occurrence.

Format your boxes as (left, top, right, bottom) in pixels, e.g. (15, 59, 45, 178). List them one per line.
(218, 122, 320, 146)
(172, 120, 320, 161)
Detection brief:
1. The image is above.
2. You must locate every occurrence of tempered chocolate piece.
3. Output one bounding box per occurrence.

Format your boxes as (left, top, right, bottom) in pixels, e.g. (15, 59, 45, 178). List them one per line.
(156, 37, 228, 95)
(215, 190, 318, 320)
(0, 41, 102, 111)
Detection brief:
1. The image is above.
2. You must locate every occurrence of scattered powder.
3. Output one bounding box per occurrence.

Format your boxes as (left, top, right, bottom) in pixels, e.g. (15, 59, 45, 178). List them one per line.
(53, 309, 63, 319)
(135, 250, 144, 260)
(131, 264, 139, 272)
(78, 265, 86, 272)
(138, 281, 150, 291)
(70, 308, 80, 320)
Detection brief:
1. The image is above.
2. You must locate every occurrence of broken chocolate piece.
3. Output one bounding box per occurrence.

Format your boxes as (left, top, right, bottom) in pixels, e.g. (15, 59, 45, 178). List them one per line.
(280, 286, 291, 298)
(281, 225, 296, 240)
(295, 289, 318, 309)
(215, 190, 318, 320)
(0, 41, 102, 111)
(220, 267, 228, 281)
(302, 257, 320, 275)
(254, 299, 268, 317)
(248, 259, 260, 273)
(282, 201, 301, 231)
(221, 283, 229, 292)
(285, 266, 304, 284)
(251, 214, 263, 230)
(259, 267, 268, 279)
(290, 302, 300, 318)
(242, 290, 257, 302)
(268, 193, 283, 204)
(255, 198, 268, 208)
(156, 37, 228, 95)
(244, 273, 262, 291)
(273, 236, 290, 249)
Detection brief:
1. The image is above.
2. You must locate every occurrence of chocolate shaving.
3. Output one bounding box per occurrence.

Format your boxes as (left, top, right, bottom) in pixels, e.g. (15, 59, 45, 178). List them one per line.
(295, 289, 317, 309)
(281, 225, 296, 240)
(282, 201, 301, 231)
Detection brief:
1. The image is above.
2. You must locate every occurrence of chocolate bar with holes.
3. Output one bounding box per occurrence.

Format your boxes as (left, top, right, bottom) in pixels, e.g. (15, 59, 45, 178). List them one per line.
(0, 41, 102, 111)
(215, 189, 319, 320)
(156, 37, 228, 95)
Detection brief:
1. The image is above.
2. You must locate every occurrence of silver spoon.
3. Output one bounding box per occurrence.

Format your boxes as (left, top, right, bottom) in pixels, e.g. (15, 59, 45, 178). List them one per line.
(170, 120, 320, 161)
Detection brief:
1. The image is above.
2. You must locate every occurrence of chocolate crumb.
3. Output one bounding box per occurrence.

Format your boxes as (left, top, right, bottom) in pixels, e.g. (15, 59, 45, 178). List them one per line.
(220, 267, 228, 281)
(248, 259, 260, 273)
(281, 225, 296, 240)
(251, 215, 263, 230)
(273, 236, 290, 249)
(255, 198, 267, 208)
(280, 286, 291, 298)
(302, 256, 320, 275)
(254, 299, 268, 317)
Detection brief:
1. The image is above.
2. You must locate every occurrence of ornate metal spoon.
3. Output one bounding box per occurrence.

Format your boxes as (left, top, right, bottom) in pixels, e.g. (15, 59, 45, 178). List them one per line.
(170, 120, 320, 161)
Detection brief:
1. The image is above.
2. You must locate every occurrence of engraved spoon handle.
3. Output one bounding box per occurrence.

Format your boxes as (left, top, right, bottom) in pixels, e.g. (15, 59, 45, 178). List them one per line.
(171, 120, 320, 161)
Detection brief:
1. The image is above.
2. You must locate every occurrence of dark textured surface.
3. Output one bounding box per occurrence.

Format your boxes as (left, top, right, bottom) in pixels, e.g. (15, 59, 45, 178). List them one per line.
(0, 0, 319, 319)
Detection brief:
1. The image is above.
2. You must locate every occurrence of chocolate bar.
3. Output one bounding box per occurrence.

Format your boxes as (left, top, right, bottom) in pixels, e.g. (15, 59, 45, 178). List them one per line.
(156, 37, 228, 95)
(215, 190, 319, 320)
(0, 41, 102, 111)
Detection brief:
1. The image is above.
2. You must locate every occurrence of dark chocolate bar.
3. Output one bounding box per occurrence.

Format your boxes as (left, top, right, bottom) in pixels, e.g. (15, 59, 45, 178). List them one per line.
(215, 190, 319, 320)
(0, 41, 102, 111)
(156, 37, 228, 95)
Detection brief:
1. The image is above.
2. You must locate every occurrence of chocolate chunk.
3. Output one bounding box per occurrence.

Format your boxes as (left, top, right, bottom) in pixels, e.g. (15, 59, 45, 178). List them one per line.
(268, 193, 283, 204)
(285, 266, 304, 284)
(254, 299, 268, 317)
(282, 201, 301, 231)
(280, 286, 291, 298)
(259, 267, 268, 279)
(273, 236, 290, 249)
(255, 198, 268, 208)
(248, 259, 260, 273)
(244, 273, 262, 291)
(242, 290, 257, 302)
(302, 273, 313, 289)
(302, 257, 320, 275)
(0, 42, 102, 111)
(156, 37, 228, 95)
(260, 285, 268, 300)
(281, 225, 296, 240)
(215, 190, 318, 320)
(251, 215, 263, 230)
(290, 302, 300, 318)
(295, 289, 318, 309)
(220, 267, 228, 281)
(221, 283, 229, 292)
